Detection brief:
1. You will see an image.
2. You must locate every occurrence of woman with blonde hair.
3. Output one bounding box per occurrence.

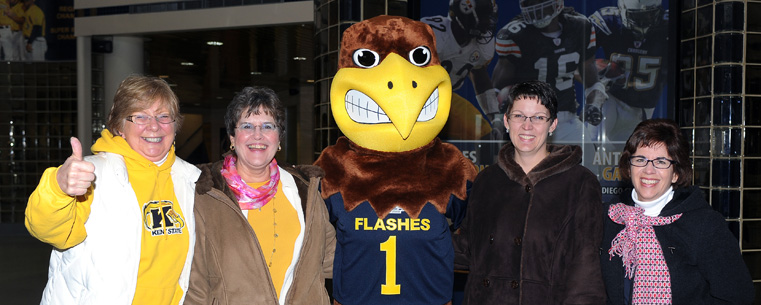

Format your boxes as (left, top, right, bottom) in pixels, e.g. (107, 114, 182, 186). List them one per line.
(27, 75, 200, 304)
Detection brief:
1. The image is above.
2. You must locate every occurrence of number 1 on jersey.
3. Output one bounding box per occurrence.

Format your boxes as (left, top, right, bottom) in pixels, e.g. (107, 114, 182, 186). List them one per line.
(380, 236, 401, 295)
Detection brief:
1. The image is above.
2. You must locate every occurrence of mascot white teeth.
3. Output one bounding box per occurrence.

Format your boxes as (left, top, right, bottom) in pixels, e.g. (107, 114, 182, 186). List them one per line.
(314, 15, 477, 305)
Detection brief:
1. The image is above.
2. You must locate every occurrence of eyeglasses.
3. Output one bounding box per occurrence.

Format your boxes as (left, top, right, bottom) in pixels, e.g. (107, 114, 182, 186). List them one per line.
(506, 113, 551, 124)
(126, 114, 175, 125)
(236, 122, 278, 135)
(629, 156, 675, 169)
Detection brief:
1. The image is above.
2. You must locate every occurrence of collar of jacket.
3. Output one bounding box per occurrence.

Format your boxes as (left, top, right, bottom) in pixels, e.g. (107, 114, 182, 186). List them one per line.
(497, 142, 582, 187)
(618, 185, 707, 217)
(195, 158, 323, 214)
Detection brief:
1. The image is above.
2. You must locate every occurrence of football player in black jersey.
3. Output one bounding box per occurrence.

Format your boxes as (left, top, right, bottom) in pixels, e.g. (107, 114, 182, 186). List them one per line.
(422, 0, 501, 140)
(589, 0, 668, 142)
(492, 0, 605, 148)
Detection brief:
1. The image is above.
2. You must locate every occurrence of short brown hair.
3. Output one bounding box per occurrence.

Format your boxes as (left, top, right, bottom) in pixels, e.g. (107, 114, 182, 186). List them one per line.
(106, 75, 183, 135)
(224, 86, 286, 142)
(619, 119, 692, 188)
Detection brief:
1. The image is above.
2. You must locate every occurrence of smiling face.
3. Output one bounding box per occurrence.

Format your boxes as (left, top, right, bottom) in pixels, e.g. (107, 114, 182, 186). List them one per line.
(229, 107, 280, 182)
(504, 96, 557, 157)
(120, 100, 176, 162)
(630, 143, 678, 202)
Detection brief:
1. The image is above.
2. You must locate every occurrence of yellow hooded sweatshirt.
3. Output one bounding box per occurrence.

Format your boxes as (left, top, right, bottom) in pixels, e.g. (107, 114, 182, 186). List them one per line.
(26, 130, 189, 305)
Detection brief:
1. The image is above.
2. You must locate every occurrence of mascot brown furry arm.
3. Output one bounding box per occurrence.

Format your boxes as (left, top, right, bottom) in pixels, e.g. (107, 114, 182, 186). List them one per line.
(314, 15, 477, 305)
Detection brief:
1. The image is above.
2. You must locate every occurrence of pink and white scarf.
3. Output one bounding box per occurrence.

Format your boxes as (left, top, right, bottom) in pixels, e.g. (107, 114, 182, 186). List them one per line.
(608, 203, 682, 305)
(220, 154, 280, 210)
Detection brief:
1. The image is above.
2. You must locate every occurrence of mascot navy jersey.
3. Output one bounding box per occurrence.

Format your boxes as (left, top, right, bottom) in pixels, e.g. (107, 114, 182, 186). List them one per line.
(314, 16, 476, 305)
(326, 193, 467, 305)
(316, 136, 473, 305)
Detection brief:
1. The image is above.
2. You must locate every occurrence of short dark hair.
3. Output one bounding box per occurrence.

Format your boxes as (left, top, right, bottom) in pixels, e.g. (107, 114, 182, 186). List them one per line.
(503, 80, 558, 120)
(619, 119, 692, 188)
(225, 86, 286, 142)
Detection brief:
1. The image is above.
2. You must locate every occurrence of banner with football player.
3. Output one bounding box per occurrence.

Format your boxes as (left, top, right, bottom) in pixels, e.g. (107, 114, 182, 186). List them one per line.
(420, 0, 671, 202)
(0, 0, 75, 61)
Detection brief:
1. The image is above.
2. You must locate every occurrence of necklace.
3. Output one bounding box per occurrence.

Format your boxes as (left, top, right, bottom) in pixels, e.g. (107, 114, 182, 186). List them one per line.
(268, 197, 278, 268)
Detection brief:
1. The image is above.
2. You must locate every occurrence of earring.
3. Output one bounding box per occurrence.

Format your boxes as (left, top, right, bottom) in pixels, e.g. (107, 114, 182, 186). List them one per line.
(505, 128, 509, 133)
(278, 145, 282, 151)
(230, 144, 235, 151)
(549, 131, 553, 137)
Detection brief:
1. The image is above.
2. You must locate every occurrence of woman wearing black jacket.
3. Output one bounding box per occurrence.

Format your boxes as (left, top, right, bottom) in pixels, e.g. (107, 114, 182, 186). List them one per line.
(600, 119, 753, 304)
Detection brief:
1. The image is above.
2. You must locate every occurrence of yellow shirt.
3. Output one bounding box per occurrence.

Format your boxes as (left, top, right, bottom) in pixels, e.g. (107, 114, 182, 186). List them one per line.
(126, 152, 188, 305)
(92, 130, 189, 305)
(10, 2, 23, 31)
(0, 0, 16, 28)
(26, 130, 190, 305)
(246, 181, 301, 298)
(25, 166, 91, 250)
(22, 3, 43, 38)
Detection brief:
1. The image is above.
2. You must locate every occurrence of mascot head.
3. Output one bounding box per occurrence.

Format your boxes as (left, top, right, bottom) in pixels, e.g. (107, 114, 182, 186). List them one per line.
(330, 15, 452, 152)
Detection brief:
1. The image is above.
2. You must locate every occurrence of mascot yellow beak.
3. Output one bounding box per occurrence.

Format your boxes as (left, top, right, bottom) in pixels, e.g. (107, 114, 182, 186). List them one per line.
(330, 15, 452, 152)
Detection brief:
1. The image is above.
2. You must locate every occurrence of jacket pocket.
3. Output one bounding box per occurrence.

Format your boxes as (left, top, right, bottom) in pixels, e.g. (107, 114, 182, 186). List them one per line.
(464, 275, 521, 304)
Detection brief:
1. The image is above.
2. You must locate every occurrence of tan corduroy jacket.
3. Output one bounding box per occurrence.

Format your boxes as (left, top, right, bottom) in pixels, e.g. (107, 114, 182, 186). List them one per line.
(185, 161, 335, 305)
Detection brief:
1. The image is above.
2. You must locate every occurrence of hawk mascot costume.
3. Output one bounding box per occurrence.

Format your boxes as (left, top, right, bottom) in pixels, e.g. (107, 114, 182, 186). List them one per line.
(314, 15, 477, 305)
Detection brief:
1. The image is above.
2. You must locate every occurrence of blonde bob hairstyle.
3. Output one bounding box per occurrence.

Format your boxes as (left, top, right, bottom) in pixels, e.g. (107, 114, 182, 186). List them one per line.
(106, 75, 183, 136)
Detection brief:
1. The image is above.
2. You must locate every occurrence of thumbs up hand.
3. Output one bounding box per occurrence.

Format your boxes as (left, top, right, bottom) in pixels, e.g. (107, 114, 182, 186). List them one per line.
(56, 137, 96, 196)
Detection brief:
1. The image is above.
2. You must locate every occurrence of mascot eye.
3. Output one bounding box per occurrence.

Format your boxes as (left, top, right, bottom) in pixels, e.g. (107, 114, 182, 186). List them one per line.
(408, 46, 431, 67)
(352, 49, 380, 68)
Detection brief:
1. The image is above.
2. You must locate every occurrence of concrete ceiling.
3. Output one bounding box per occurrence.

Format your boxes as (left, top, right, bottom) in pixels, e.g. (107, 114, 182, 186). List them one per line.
(142, 24, 314, 113)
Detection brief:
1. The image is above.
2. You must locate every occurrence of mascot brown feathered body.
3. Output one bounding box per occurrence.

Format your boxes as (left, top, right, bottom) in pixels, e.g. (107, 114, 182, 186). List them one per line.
(314, 15, 476, 305)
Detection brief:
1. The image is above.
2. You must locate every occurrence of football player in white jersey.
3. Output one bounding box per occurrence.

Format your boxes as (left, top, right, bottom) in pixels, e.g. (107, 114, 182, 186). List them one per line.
(422, 0, 501, 139)
(492, 0, 606, 147)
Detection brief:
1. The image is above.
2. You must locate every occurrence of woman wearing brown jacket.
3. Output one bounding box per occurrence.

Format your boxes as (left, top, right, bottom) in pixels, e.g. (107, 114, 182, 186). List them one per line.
(184, 87, 335, 305)
(453, 81, 605, 304)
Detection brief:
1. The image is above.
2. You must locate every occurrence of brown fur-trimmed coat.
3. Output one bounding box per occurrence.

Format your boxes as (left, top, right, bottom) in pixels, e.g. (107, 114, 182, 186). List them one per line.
(454, 142, 605, 304)
(185, 161, 335, 305)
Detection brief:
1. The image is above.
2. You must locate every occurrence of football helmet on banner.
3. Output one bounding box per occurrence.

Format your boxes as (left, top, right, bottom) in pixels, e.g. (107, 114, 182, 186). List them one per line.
(519, 0, 564, 28)
(449, 0, 498, 43)
(619, 0, 663, 37)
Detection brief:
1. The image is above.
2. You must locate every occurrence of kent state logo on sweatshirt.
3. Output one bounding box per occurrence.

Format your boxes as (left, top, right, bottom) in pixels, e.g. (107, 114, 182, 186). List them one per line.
(142, 200, 185, 236)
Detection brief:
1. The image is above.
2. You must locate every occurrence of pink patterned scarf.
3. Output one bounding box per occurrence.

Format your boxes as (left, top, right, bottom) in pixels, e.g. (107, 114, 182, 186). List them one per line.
(220, 154, 280, 210)
(608, 203, 682, 305)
